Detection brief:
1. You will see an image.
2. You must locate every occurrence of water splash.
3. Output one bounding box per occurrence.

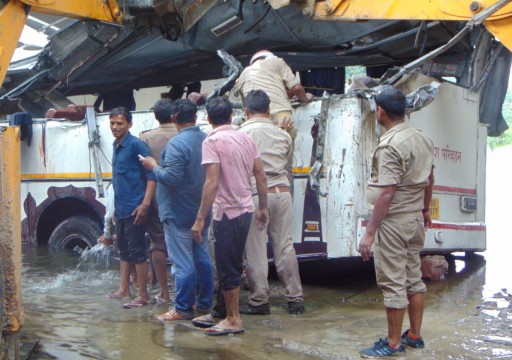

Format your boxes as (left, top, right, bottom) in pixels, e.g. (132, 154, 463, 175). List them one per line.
(25, 244, 117, 293)
(76, 244, 114, 272)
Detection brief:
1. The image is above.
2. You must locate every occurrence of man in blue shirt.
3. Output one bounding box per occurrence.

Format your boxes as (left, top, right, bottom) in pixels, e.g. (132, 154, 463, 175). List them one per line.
(141, 99, 214, 320)
(108, 107, 156, 308)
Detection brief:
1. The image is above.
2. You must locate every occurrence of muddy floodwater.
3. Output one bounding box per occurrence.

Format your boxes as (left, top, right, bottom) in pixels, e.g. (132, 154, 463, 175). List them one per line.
(19, 146, 512, 360)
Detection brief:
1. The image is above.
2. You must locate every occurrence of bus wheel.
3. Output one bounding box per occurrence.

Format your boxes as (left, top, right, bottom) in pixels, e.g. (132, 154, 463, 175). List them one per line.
(48, 216, 101, 252)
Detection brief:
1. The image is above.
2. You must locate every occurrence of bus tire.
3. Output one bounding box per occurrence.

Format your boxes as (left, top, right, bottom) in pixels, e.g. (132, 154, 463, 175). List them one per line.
(48, 215, 101, 251)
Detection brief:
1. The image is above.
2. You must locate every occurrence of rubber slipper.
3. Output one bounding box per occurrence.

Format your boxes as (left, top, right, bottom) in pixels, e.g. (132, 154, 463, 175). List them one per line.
(204, 325, 245, 336)
(123, 299, 149, 309)
(153, 295, 168, 305)
(156, 309, 192, 321)
(106, 292, 129, 299)
(192, 314, 220, 328)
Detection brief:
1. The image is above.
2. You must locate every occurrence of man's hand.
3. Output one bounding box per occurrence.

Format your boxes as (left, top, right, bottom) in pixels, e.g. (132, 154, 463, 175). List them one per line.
(98, 235, 113, 247)
(140, 156, 157, 171)
(191, 218, 205, 244)
(132, 203, 149, 225)
(255, 208, 269, 230)
(305, 93, 314, 102)
(422, 209, 432, 229)
(277, 116, 295, 132)
(359, 232, 375, 262)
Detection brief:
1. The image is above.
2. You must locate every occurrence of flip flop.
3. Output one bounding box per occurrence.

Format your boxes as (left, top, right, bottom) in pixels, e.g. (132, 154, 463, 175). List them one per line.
(152, 295, 168, 305)
(106, 292, 129, 299)
(123, 299, 149, 309)
(156, 309, 192, 321)
(204, 325, 245, 336)
(192, 314, 220, 328)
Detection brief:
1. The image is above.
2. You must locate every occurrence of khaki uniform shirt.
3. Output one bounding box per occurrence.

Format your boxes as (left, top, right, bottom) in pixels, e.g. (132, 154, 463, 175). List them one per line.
(236, 57, 300, 115)
(366, 122, 435, 215)
(139, 123, 178, 163)
(239, 116, 292, 193)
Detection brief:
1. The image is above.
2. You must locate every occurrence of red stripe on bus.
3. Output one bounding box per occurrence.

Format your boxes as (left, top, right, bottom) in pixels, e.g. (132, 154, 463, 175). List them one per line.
(431, 223, 486, 231)
(433, 185, 477, 195)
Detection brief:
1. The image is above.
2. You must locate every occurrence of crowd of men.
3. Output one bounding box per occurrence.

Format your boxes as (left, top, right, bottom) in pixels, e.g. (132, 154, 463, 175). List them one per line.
(102, 50, 435, 357)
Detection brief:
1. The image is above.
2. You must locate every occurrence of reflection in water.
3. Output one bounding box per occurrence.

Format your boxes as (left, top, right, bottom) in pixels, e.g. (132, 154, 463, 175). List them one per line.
(18, 146, 512, 359)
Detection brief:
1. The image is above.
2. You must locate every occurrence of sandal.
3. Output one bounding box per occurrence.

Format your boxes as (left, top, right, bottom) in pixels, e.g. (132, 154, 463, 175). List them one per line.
(123, 299, 149, 309)
(157, 308, 192, 321)
(204, 324, 245, 336)
(191, 314, 221, 328)
(106, 292, 129, 299)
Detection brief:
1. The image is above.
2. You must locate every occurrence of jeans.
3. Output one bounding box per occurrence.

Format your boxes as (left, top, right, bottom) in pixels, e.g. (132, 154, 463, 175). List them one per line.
(164, 219, 214, 316)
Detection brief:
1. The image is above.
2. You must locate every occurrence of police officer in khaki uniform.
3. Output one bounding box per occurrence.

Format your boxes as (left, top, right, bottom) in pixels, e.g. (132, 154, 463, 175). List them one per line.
(236, 50, 312, 130)
(139, 99, 178, 304)
(238, 90, 304, 315)
(236, 50, 314, 188)
(359, 88, 435, 358)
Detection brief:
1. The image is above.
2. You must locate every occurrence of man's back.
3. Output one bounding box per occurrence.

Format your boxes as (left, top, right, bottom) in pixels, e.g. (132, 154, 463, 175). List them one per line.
(157, 126, 207, 227)
(237, 57, 299, 114)
(140, 123, 178, 162)
(239, 117, 292, 190)
(202, 125, 259, 220)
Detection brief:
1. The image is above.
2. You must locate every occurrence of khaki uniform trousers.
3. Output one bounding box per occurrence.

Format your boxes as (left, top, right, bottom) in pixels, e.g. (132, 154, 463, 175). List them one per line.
(148, 199, 166, 253)
(373, 212, 427, 309)
(245, 190, 303, 306)
(270, 111, 297, 141)
(270, 110, 296, 192)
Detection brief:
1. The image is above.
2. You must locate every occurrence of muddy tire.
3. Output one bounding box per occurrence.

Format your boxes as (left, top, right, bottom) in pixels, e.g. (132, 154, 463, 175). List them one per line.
(48, 216, 101, 251)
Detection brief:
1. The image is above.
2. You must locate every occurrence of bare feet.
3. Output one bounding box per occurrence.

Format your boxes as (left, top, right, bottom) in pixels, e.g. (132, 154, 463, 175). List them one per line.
(158, 292, 171, 302)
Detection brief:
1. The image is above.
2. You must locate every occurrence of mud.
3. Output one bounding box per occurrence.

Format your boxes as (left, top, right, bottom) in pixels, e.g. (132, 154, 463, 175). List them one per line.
(17, 145, 512, 359)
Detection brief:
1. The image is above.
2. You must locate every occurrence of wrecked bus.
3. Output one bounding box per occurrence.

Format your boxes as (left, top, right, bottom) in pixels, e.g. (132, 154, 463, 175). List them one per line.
(2, 1, 510, 258)
(5, 68, 498, 260)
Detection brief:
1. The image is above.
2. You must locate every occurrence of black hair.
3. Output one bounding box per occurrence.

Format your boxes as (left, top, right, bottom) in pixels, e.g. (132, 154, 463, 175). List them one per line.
(175, 99, 197, 124)
(109, 107, 132, 123)
(375, 88, 406, 118)
(206, 97, 233, 125)
(244, 90, 270, 115)
(151, 99, 176, 124)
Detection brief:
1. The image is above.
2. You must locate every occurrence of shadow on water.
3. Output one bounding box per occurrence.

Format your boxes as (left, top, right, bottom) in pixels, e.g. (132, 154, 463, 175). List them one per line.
(296, 258, 376, 287)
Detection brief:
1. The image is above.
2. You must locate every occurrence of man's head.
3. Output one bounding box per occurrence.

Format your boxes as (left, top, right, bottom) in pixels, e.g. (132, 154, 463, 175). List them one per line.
(250, 50, 275, 65)
(375, 88, 406, 125)
(244, 90, 270, 117)
(151, 99, 177, 124)
(206, 97, 233, 126)
(109, 107, 132, 141)
(175, 99, 197, 124)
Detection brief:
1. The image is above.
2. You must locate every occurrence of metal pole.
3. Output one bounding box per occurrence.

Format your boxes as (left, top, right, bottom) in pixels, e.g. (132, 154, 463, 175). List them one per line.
(86, 107, 105, 198)
(0, 126, 23, 334)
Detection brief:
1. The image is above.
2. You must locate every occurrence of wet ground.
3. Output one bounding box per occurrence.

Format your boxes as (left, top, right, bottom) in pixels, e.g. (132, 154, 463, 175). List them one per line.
(17, 145, 512, 359)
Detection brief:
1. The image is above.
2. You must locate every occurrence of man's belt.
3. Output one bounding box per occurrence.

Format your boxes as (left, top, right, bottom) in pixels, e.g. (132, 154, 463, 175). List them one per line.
(267, 185, 290, 193)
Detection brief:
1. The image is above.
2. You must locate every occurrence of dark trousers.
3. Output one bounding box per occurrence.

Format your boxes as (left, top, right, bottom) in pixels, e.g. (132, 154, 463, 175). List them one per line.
(211, 212, 252, 316)
(116, 215, 148, 264)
